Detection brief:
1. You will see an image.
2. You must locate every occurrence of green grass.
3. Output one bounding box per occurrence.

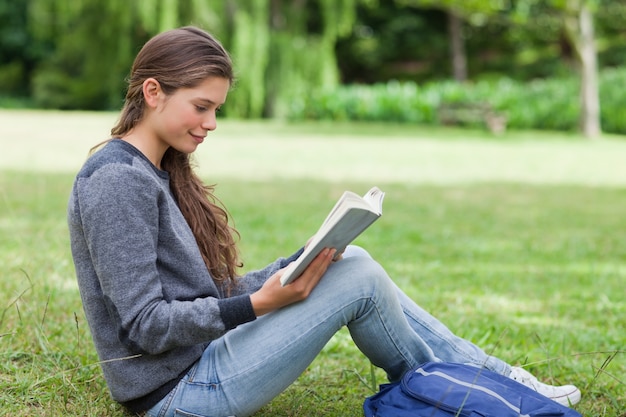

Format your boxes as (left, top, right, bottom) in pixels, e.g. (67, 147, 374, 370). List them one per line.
(1, 111, 625, 416)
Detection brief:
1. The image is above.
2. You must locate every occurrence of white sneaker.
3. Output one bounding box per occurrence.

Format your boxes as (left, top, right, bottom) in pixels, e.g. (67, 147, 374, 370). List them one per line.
(508, 366, 581, 407)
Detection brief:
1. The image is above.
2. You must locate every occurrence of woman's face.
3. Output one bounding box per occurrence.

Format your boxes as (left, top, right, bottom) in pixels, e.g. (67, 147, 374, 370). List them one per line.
(151, 76, 230, 155)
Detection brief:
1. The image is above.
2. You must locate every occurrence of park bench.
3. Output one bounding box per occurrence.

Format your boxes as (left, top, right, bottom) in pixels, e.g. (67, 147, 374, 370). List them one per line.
(437, 102, 507, 134)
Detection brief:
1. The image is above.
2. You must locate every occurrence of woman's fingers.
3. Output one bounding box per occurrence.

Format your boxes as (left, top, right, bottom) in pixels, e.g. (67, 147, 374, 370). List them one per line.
(251, 248, 336, 316)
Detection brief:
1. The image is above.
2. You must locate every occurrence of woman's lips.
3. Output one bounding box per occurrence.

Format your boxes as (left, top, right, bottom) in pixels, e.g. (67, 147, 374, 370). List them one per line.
(191, 133, 205, 143)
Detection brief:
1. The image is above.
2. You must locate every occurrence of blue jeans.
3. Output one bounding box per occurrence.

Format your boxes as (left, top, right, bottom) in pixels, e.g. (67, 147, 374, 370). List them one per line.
(146, 246, 510, 417)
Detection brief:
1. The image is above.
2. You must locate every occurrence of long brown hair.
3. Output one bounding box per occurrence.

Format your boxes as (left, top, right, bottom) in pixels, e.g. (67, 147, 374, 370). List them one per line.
(110, 26, 241, 286)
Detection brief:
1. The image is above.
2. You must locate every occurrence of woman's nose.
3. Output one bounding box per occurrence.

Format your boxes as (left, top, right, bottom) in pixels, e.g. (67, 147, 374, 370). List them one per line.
(203, 112, 217, 131)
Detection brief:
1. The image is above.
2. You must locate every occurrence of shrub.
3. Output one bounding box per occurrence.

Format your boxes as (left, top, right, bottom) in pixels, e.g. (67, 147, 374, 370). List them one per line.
(289, 68, 626, 135)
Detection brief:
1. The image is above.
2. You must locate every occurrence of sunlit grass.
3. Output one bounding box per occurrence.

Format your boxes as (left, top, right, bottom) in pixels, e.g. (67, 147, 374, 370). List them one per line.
(3, 110, 626, 187)
(3, 173, 622, 416)
(0, 112, 624, 416)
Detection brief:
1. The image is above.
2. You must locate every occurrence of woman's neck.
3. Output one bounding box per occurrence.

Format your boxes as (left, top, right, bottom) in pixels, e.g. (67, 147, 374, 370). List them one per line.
(121, 126, 168, 169)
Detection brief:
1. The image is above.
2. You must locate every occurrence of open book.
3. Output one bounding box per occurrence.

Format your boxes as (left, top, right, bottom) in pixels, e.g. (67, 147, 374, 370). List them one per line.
(280, 186, 385, 286)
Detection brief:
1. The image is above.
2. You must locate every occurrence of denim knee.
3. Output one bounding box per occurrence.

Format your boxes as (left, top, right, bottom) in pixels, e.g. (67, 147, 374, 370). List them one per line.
(343, 245, 372, 259)
(323, 256, 394, 302)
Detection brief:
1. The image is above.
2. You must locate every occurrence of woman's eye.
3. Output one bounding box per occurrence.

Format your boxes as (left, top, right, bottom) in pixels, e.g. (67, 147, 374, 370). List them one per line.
(195, 105, 208, 112)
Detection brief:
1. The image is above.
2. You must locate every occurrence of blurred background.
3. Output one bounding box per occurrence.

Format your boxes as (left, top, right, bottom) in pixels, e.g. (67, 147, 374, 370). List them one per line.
(1, 3, 625, 416)
(1, 0, 625, 138)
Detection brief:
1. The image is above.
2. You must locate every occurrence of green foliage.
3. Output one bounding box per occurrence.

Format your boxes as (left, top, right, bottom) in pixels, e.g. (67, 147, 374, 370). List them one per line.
(0, 61, 25, 95)
(27, 0, 146, 110)
(0, 0, 626, 122)
(0, 0, 42, 96)
(398, 0, 509, 17)
(336, 0, 626, 83)
(24, 0, 221, 110)
(0, 95, 34, 109)
(289, 67, 626, 134)
(227, 0, 271, 118)
(8, 0, 362, 117)
(598, 68, 626, 134)
(226, 0, 361, 118)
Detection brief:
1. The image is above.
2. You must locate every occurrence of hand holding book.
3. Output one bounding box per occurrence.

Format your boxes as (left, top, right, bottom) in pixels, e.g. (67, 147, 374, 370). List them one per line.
(280, 186, 385, 286)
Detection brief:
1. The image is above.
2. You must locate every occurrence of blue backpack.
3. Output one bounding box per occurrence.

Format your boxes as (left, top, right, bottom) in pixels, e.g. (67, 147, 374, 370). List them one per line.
(364, 362, 582, 417)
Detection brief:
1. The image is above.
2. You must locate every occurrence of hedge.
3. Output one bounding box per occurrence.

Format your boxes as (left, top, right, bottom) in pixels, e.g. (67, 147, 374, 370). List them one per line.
(288, 68, 626, 135)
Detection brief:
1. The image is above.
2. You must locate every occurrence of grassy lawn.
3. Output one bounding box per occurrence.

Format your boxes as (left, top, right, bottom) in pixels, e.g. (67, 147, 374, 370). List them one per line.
(1, 110, 625, 416)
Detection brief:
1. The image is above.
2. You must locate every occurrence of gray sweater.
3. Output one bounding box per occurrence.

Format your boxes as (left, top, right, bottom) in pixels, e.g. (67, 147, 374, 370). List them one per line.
(67, 140, 302, 412)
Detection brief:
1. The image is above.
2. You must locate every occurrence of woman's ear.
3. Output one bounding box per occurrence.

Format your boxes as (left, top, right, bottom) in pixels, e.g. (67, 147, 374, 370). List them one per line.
(142, 78, 162, 108)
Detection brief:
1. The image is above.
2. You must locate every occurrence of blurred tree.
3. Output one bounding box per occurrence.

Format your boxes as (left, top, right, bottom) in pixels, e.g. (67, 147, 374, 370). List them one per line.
(29, 0, 139, 109)
(224, 0, 270, 118)
(594, 1, 626, 67)
(3, 0, 624, 126)
(0, 0, 41, 96)
(397, 0, 510, 81)
(222, 0, 361, 118)
(26, 0, 218, 109)
(335, 2, 450, 84)
(420, 0, 602, 137)
(514, 0, 601, 138)
(561, 0, 601, 138)
(20, 0, 362, 117)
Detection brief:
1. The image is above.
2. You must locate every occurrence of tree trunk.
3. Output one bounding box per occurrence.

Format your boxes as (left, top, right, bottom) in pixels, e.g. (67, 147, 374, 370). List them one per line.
(448, 10, 467, 82)
(578, 3, 601, 138)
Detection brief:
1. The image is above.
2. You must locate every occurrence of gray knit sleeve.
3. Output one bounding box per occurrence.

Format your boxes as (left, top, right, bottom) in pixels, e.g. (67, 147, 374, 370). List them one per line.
(73, 163, 255, 355)
(230, 248, 305, 295)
